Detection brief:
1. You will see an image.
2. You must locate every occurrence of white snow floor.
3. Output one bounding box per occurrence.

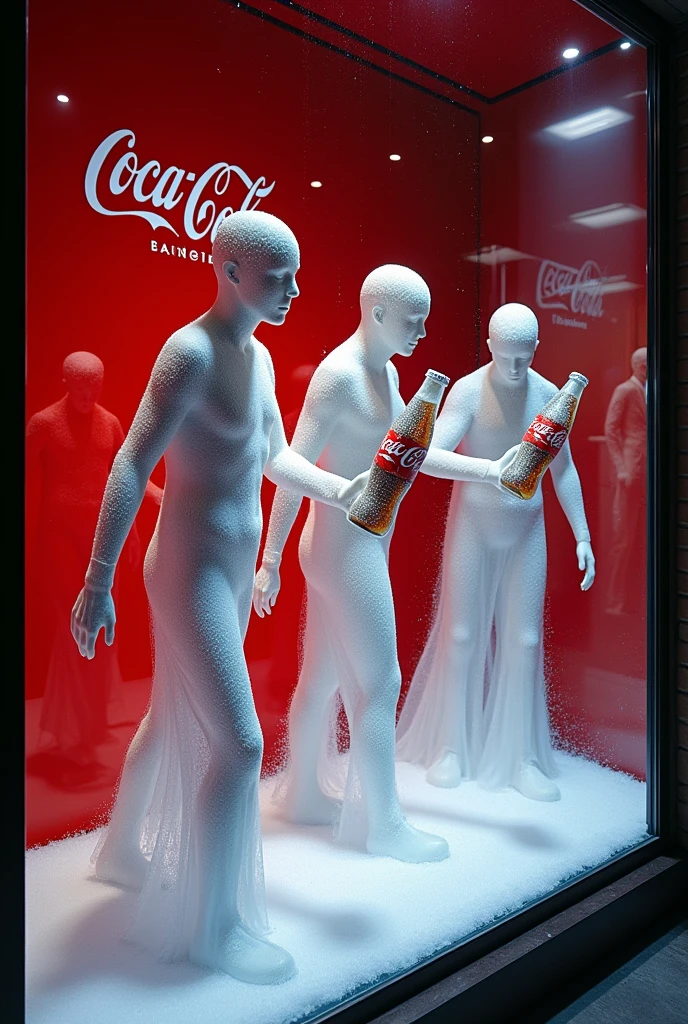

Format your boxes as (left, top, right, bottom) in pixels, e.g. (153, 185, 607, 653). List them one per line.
(26, 753, 648, 1024)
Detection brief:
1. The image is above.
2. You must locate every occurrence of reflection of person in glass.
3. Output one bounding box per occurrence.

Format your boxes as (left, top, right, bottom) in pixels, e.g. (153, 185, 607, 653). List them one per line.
(25, 352, 144, 775)
(397, 304, 595, 802)
(253, 266, 514, 861)
(604, 347, 647, 615)
(69, 212, 366, 985)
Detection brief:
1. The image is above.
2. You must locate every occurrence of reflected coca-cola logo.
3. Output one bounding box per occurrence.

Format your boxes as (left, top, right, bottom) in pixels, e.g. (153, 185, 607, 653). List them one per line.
(84, 129, 276, 241)
(536, 258, 605, 319)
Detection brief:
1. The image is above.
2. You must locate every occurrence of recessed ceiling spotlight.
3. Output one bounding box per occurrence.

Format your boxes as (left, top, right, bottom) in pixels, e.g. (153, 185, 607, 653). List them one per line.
(481, 135, 494, 143)
(389, 154, 401, 161)
(310, 180, 322, 188)
(562, 47, 580, 59)
(620, 41, 631, 50)
(57, 94, 69, 103)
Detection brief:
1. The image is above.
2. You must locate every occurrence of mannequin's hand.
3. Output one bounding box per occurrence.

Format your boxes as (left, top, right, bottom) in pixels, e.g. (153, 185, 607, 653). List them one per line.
(577, 541, 596, 591)
(71, 585, 116, 659)
(337, 470, 370, 511)
(486, 445, 521, 492)
(253, 562, 281, 617)
(617, 471, 629, 486)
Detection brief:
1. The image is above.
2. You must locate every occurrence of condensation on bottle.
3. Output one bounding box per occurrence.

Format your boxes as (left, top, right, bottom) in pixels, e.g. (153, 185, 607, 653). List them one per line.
(500, 371, 589, 500)
(347, 369, 450, 537)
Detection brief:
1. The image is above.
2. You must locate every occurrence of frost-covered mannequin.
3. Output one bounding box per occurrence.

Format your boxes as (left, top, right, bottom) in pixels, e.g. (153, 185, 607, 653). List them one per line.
(396, 303, 595, 802)
(253, 266, 516, 860)
(70, 211, 366, 985)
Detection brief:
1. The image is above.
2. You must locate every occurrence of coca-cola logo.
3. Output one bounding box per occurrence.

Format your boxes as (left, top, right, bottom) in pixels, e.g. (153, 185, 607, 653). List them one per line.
(84, 129, 276, 241)
(374, 430, 428, 482)
(536, 258, 605, 319)
(525, 415, 568, 454)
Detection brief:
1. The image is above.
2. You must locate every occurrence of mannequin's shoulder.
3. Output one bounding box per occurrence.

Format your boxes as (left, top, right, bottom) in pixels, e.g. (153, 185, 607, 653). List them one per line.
(309, 348, 359, 400)
(446, 365, 485, 403)
(156, 324, 214, 386)
(27, 401, 61, 432)
(528, 368, 558, 399)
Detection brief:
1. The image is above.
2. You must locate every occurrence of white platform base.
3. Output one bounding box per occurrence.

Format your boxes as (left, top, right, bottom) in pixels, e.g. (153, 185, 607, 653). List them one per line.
(26, 753, 647, 1024)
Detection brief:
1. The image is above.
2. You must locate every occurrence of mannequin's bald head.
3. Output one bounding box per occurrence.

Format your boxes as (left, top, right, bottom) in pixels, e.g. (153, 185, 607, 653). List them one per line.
(487, 303, 539, 387)
(631, 346, 647, 384)
(360, 265, 430, 358)
(63, 352, 104, 413)
(212, 211, 301, 326)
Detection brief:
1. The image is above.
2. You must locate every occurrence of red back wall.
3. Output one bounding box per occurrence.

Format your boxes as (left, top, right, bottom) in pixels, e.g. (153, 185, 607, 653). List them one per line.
(25, 0, 647, 846)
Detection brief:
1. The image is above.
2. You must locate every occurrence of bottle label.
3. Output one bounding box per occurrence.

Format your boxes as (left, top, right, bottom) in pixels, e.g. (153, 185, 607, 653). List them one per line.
(524, 415, 569, 453)
(374, 430, 428, 482)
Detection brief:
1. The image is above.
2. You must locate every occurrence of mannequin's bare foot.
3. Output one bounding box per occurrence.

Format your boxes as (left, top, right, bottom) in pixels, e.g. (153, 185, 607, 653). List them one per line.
(366, 821, 450, 863)
(189, 924, 297, 985)
(513, 762, 560, 802)
(94, 837, 149, 890)
(283, 786, 339, 826)
(426, 750, 462, 789)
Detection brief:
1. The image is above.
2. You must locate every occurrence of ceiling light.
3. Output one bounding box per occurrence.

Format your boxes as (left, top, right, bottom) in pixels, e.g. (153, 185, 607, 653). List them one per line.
(544, 106, 633, 140)
(562, 48, 580, 59)
(57, 94, 69, 103)
(389, 154, 401, 161)
(481, 135, 494, 143)
(310, 180, 322, 188)
(620, 41, 631, 50)
(569, 203, 646, 229)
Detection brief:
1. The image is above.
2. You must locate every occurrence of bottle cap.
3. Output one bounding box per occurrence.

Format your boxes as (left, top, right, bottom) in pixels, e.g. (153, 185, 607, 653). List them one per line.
(569, 372, 589, 387)
(426, 369, 450, 386)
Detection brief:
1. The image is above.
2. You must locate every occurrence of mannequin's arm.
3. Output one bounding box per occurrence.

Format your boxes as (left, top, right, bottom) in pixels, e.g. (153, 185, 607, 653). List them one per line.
(549, 441, 595, 590)
(419, 378, 517, 486)
(604, 386, 627, 478)
(71, 336, 208, 657)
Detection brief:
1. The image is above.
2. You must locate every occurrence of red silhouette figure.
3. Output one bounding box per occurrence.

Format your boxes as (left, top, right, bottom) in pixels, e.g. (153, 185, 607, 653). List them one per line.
(26, 352, 156, 773)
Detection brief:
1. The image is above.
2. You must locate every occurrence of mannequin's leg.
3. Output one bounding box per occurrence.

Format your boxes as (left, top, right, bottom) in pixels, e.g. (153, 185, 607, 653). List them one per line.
(324, 542, 448, 863)
(283, 589, 340, 825)
(94, 695, 163, 890)
(426, 514, 493, 788)
(182, 580, 296, 984)
(483, 519, 559, 801)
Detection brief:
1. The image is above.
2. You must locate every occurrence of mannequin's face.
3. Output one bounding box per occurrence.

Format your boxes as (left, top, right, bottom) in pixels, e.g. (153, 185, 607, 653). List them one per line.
(224, 256, 300, 325)
(488, 337, 538, 387)
(374, 299, 430, 358)
(65, 376, 103, 413)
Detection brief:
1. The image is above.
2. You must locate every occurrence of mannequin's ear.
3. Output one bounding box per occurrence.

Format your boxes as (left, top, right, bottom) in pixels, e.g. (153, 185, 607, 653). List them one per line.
(372, 305, 384, 325)
(223, 260, 240, 286)
(486, 337, 493, 354)
(534, 338, 540, 350)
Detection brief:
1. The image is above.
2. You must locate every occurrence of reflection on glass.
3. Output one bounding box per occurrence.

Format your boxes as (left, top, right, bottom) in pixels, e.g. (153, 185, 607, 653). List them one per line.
(604, 347, 647, 616)
(25, 353, 135, 783)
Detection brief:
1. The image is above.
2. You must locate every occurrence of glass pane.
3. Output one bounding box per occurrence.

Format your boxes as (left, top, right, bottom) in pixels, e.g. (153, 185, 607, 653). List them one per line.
(25, 2, 650, 1022)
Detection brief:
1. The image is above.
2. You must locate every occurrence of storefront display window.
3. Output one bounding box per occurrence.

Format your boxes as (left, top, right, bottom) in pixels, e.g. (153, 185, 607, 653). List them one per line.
(25, 2, 654, 1021)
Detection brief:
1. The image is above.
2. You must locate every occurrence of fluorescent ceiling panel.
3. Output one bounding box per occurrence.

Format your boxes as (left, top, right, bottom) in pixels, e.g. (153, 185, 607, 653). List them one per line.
(544, 106, 633, 140)
(569, 203, 646, 229)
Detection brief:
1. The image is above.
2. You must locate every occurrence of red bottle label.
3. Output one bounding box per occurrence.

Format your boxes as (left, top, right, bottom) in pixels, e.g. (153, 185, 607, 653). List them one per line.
(524, 415, 569, 453)
(374, 429, 428, 482)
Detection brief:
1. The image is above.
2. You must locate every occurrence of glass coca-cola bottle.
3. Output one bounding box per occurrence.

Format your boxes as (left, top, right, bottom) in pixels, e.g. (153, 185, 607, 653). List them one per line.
(500, 371, 589, 500)
(347, 369, 450, 537)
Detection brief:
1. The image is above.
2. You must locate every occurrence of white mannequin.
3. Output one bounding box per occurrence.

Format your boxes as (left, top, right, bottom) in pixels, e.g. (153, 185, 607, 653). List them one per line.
(253, 266, 516, 860)
(70, 211, 366, 985)
(396, 303, 595, 802)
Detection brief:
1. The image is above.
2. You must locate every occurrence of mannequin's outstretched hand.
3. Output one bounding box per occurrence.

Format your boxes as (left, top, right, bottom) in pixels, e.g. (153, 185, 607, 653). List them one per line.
(71, 586, 116, 659)
(486, 445, 521, 493)
(577, 541, 596, 591)
(336, 470, 370, 511)
(253, 563, 281, 617)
